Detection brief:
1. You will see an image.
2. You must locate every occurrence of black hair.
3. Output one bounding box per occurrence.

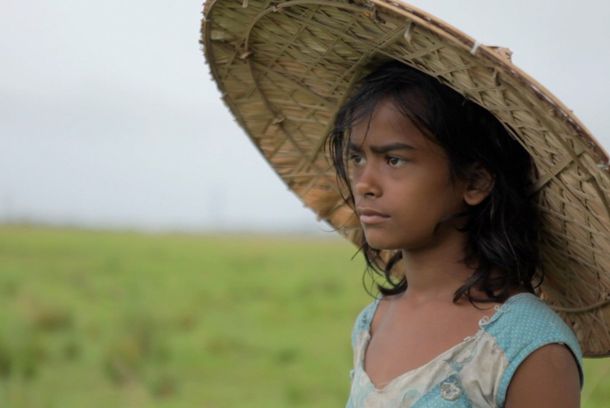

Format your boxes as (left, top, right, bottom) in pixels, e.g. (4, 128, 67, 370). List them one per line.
(326, 60, 541, 304)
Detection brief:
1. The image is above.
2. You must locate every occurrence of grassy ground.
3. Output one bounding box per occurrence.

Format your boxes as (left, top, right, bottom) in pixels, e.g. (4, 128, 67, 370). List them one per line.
(0, 225, 608, 407)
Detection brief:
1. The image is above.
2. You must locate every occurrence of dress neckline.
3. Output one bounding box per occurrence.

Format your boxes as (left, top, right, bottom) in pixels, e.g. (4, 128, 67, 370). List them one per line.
(360, 292, 535, 392)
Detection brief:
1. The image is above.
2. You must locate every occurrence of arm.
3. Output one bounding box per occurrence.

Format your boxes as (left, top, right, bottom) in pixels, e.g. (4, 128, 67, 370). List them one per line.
(504, 344, 580, 408)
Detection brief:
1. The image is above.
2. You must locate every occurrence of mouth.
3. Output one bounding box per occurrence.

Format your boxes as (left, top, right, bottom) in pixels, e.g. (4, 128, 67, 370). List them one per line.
(356, 207, 390, 225)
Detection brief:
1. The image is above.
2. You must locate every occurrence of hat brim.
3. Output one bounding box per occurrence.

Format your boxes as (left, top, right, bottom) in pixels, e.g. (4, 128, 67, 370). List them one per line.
(201, 0, 610, 357)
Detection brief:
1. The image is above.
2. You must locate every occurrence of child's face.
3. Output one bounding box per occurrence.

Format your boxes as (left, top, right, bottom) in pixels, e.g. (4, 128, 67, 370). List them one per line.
(348, 98, 468, 251)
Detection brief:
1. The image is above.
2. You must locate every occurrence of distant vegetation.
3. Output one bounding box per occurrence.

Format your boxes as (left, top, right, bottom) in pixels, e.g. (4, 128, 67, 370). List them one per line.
(0, 225, 608, 407)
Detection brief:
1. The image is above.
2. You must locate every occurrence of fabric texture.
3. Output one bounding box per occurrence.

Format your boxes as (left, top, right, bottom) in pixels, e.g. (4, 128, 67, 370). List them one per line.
(346, 293, 583, 407)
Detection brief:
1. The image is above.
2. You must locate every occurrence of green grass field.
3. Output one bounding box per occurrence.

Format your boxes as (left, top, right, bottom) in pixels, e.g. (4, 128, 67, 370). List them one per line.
(0, 225, 608, 407)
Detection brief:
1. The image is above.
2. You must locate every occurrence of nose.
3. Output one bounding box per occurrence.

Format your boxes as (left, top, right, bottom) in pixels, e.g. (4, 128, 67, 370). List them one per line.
(353, 163, 382, 198)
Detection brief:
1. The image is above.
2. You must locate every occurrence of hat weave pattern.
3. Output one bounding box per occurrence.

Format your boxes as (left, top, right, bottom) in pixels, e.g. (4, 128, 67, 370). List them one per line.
(202, 0, 610, 356)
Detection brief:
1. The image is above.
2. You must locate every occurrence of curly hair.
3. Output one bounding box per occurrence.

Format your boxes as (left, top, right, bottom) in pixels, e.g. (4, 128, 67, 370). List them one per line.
(326, 61, 541, 304)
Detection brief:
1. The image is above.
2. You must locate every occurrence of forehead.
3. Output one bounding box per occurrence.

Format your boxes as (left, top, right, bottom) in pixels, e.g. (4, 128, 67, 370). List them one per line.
(349, 98, 430, 147)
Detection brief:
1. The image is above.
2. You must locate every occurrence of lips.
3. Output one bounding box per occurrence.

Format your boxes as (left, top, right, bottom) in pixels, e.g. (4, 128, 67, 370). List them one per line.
(357, 207, 390, 225)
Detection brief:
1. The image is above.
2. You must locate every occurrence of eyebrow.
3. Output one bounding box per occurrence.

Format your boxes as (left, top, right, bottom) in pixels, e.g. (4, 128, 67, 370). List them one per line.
(348, 142, 416, 154)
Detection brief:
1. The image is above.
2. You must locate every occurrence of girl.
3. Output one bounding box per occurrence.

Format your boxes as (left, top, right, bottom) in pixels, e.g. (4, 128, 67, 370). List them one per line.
(202, 1, 610, 406)
(328, 61, 582, 407)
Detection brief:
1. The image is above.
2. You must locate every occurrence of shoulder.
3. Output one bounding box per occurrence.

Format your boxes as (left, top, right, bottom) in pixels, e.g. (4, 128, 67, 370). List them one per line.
(504, 343, 580, 407)
(482, 293, 583, 406)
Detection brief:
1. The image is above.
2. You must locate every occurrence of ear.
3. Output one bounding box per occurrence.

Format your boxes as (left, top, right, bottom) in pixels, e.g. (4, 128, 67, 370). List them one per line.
(463, 163, 495, 206)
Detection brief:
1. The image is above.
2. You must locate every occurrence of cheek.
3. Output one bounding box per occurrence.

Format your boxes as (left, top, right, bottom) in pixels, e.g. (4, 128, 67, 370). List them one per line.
(391, 175, 462, 223)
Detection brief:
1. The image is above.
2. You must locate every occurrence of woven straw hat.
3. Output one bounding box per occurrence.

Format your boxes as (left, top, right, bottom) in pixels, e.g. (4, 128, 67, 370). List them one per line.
(201, 0, 610, 356)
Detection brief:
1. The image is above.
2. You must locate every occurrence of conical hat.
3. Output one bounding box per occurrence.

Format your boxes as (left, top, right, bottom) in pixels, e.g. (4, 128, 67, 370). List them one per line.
(201, 0, 610, 357)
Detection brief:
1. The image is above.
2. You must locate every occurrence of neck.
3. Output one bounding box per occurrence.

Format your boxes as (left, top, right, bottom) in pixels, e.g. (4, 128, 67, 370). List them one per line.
(399, 227, 474, 303)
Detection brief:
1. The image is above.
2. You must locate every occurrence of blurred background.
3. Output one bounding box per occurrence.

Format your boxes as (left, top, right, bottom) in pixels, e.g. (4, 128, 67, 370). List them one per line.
(1, 0, 609, 406)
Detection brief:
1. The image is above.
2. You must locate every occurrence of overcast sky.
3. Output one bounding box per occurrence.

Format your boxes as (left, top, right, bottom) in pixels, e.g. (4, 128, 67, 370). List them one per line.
(1, 0, 609, 233)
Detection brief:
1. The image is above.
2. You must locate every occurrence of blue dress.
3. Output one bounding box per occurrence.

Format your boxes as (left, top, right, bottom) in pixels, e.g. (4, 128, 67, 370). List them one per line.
(346, 293, 583, 407)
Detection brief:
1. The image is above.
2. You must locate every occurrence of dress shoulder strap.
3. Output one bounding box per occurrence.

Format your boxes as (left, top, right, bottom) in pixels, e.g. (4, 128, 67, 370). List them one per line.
(482, 293, 583, 407)
(351, 297, 381, 348)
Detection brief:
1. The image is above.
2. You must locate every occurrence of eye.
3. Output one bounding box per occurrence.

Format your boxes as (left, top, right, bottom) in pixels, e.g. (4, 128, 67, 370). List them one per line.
(386, 156, 407, 167)
(349, 153, 365, 167)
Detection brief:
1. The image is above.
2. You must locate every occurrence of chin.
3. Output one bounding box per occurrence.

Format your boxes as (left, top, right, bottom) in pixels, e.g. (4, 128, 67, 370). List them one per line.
(363, 228, 433, 252)
(362, 230, 404, 251)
